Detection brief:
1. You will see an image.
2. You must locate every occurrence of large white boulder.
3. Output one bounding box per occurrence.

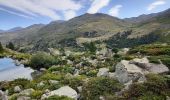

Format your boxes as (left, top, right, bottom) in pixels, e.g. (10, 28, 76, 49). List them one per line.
(0, 90, 8, 100)
(114, 57, 169, 84)
(41, 86, 78, 100)
(114, 60, 144, 84)
(97, 68, 109, 77)
(14, 86, 22, 93)
(130, 57, 169, 74)
(19, 88, 34, 96)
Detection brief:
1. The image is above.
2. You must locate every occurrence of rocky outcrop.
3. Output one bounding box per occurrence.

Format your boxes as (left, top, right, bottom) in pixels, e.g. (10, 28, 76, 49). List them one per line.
(14, 86, 22, 93)
(41, 86, 78, 100)
(114, 57, 169, 84)
(19, 88, 34, 96)
(130, 58, 169, 74)
(114, 60, 145, 84)
(48, 80, 59, 85)
(0, 90, 8, 100)
(97, 68, 109, 77)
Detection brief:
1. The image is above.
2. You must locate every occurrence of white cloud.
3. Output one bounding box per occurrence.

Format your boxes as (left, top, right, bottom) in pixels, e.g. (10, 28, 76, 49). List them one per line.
(0, 7, 34, 19)
(0, 0, 82, 20)
(147, 0, 166, 11)
(63, 10, 76, 20)
(88, 0, 110, 14)
(109, 5, 122, 17)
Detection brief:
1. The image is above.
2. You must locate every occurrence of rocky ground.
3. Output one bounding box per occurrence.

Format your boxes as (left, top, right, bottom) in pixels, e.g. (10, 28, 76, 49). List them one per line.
(0, 43, 170, 100)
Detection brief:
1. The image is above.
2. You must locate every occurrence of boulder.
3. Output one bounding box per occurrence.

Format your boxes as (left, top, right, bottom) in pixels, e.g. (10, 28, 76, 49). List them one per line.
(117, 48, 129, 55)
(41, 86, 78, 100)
(19, 89, 34, 96)
(130, 57, 169, 74)
(17, 96, 31, 100)
(37, 81, 45, 87)
(114, 60, 145, 84)
(73, 69, 80, 76)
(0, 90, 8, 100)
(108, 72, 115, 79)
(48, 80, 59, 84)
(97, 68, 109, 77)
(67, 60, 73, 65)
(40, 68, 47, 72)
(14, 86, 22, 93)
(77, 86, 82, 93)
(48, 48, 60, 56)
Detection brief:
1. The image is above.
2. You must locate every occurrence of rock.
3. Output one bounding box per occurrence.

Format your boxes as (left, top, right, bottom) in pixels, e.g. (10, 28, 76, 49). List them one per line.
(73, 69, 80, 76)
(67, 60, 73, 65)
(14, 60, 21, 66)
(114, 60, 144, 84)
(31, 71, 43, 79)
(37, 81, 45, 87)
(41, 86, 78, 100)
(117, 48, 129, 55)
(40, 68, 47, 72)
(108, 72, 115, 79)
(77, 86, 82, 93)
(14, 86, 22, 93)
(166, 96, 170, 100)
(17, 96, 31, 100)
(45, 89, 50, 93)
(65, 50, 72, 56)
(99, 96, 105, 100)
(97, 68, 109, 77)
(130, 57, 169, 74)
(48, 80, 59, 84)
(48, 48, 60, 56)
(0, 90, 8, 100)
(19, 89, 34, 96)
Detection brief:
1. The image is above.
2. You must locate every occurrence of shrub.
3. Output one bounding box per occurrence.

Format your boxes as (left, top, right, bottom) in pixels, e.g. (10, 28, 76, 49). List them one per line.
(0, 42, 4, 53)
(86, 70, 98, 77)
(61, 76, 84, 91)
(6, 42, 15, 50)
(31, 90, 43, 99)
(83, 42, 97, 54)
(122, 74, 169, 99)
(30, 52, 58, 69)
(48, 66, 74, 74)
(82, 77, 123, 100)
(38, 73, 63, 81)
(112, 48, 119, 53)
(144, 74, 168, 94)
(46, 95, 73, 100)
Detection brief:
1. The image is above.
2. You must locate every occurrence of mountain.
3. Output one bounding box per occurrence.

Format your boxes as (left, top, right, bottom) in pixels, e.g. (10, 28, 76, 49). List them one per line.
(0, 24, 45, 45)
(0, 30, 4, 33)
(1, 13, 130, 51)
(0, 8, 170, 52)
(124, 13, 158, 23)
(7, 27, 23, 32)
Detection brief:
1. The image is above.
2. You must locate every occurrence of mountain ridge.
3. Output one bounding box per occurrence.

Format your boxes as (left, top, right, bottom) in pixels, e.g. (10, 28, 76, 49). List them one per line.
(0, 8, 170, 51)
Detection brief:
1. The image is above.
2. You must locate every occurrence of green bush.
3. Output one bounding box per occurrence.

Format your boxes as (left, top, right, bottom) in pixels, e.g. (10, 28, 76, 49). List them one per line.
(86, 70, 98, 77)
(46, 95, 73, 100)
(48, 66, 74, 74)
(38, 73, 63, 81)
(30, 52, 58, 69)
(0, 42, 4, 53)
(31, 90, 43, 99)
(122, 74, 169, 99)
(82, 77, 123, 100)
(61, 76, 84, 91)
(6, 42, 15, 50)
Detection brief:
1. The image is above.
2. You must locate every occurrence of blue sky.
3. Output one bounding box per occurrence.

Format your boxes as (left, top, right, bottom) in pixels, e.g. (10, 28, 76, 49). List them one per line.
(0, 0, 170, 30)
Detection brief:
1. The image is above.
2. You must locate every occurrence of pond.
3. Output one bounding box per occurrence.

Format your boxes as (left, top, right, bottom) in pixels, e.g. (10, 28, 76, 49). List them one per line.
(0, 58, 34, 81)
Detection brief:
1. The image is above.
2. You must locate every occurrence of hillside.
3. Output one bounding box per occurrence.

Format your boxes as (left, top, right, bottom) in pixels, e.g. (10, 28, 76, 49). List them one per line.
(0, 9, 170, 51)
